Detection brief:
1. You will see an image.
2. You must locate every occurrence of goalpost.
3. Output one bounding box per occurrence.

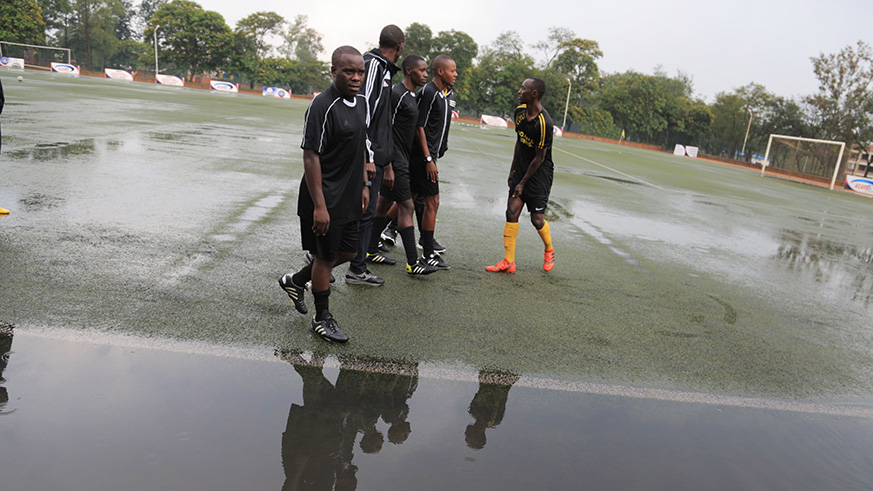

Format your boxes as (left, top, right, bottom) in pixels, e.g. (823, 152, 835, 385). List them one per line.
(0, 41, 72, 70)
(760, 134, 846, 190)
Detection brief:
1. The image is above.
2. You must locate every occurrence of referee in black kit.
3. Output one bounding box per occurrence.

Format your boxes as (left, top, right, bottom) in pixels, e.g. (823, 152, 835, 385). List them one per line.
(279, 46, 371, 343)
(345, 25, 404, 286)
(411, 54, 457, 270)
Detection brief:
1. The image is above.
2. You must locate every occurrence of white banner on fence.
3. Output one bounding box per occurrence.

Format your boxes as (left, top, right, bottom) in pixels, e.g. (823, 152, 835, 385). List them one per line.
(156, 74, 184, 86)
(210, 80, 238, 93)
(673, 144, 699, 157)
(104, 68, 133, 81)
(480, 115, 508, 128)
(263, 87, 290, 99)
(0, 57, 25, 70)
(845, 175, 873, 197)
(51, 62, 80, 77)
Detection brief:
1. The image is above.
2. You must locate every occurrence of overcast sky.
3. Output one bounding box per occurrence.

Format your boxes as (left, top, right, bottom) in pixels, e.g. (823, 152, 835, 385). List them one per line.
(196, 0, 870, 102)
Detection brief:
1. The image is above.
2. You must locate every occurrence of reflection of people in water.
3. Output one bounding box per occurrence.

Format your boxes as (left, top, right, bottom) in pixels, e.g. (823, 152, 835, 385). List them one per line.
(279, 353, 356, 490)
(277, 352, 418, 490)
(0, 328, 12, 410)
(465, 371, 520, 450)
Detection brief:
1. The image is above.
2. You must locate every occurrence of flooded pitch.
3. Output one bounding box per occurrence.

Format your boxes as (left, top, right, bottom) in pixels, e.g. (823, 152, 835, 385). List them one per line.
(4, 329, 873, 490)
(2, 71, 873, 489)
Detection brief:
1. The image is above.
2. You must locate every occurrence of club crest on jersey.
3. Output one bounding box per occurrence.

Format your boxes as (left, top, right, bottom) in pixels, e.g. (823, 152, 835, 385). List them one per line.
(449, 100, 456, 108)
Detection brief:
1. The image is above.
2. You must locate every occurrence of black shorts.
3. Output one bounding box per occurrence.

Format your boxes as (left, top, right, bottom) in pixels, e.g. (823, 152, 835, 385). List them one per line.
(381, 160, 412, 202)
(410, 158, 439, 197)
(300, 218, 360, 262)
(509, 167, 553, 213)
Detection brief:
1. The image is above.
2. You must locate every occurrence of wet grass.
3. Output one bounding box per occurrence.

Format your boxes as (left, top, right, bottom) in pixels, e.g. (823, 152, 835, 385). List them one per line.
(2, 71, 873, 400)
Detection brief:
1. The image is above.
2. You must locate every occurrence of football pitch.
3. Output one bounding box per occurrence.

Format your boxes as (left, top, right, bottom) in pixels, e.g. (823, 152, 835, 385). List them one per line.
(2, 70, 873, 400)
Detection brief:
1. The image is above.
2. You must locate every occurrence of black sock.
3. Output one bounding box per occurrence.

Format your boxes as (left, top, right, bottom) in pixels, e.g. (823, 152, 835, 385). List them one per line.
(388, 217, 398, 230)
(292, 262, 312, 287)
(414, 196, 425, 231)
(399, 226, 417, 265)
(369, 216, 389, 253)
(313, 289, 330, 321)
(421, 229, 434, 257)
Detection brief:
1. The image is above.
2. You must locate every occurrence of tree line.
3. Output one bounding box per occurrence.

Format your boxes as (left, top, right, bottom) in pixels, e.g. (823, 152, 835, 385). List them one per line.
(2, 0, 872, 163)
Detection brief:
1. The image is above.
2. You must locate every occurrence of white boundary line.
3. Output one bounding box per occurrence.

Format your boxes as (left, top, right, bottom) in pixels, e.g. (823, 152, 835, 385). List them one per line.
(555, 146, 663, 190)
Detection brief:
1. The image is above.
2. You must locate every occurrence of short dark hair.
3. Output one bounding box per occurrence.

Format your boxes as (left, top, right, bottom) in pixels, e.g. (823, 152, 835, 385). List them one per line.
(530, 78, 546, 99)
(402, 54, 425, 73)
(431, 54, 454, 73)
(379, 25, 405, 49)
(331, 45, 361, 67)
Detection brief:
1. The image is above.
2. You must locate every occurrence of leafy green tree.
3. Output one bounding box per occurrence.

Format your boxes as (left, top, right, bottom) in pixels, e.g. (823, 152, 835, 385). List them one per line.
(403, 22, 433, 59)
(113, 0, 136, 40)
(530, 27, 604, 133)
(257, 56, 328, 94)
(532, 26, 575, 69)
(664, 96, 712, 147)
(462, 31, 534, 117)
(146, 0, 233, 78)
(806, 40, 873, 159)
(37, 0, 71, 44)
(600, 71, 669, 143)
(235, 11, 283, 58)
(552, 38, 602, 92)
(598, 70, 710, 146)
(280, 14, 323, 62)
(106, 38, 149, 69)
(133, 0, 165, 38)
(707, 83, 812, 159)
(0, 0, 47, 45)
(68, 0, 128, 69)
(569, 104, 620, 139)
(228, 11, 284, 87)
(708, 92, 749, 157)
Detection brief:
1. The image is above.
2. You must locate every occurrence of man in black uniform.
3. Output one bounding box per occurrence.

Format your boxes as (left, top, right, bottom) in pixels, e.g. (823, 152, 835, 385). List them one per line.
(278, 46, 370, 343)
(345, 25, 404, 286)
(486, 78, 556, 273)
(411, 54, 457, 270)
(365, 54, 438, 275)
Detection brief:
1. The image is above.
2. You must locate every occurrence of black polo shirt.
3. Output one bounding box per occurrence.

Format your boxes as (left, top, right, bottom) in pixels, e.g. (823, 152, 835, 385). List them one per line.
(414, 81, 455, 160)
(298, 85, 368, 223)
(389, 82, 418, 164)
(512, 104, 554, 175)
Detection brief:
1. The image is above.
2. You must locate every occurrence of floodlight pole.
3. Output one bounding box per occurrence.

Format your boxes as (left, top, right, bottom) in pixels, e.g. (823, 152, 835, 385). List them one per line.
(154, 25, 160, 79)
(741, 108, 753, 159)
(562, 79, 572, 130)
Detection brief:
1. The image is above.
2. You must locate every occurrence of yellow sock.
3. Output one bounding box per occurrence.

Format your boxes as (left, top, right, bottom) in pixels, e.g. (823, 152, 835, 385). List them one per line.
(503, 222, 519, 262)
(537, 220, 553, 251)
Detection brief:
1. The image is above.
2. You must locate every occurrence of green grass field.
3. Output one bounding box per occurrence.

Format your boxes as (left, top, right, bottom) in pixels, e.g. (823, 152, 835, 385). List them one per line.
(2, 70, 873, 400)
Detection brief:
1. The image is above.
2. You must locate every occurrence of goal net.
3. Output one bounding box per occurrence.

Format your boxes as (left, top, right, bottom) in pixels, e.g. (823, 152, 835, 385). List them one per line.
(761, 134, 846, 189)
(0, 41, 72, 70)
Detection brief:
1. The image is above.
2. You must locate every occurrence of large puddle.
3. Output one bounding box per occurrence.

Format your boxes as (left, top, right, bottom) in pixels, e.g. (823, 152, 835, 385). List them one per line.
(3, 328, 873, 490)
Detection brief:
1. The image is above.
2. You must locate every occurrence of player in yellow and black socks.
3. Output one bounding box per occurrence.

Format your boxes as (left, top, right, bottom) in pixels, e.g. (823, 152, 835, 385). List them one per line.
(538, 221, 555, 271)
(486, 77, 556, 273)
